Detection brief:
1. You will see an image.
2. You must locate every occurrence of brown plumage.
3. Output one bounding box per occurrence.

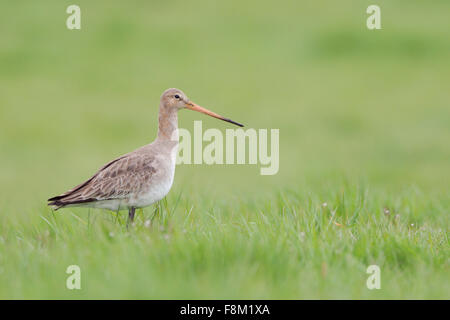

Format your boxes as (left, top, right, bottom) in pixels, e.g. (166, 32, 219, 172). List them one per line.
(48, 151, 155, 209)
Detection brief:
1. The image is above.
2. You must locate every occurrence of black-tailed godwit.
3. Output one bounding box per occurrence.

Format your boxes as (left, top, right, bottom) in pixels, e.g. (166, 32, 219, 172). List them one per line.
(48, 88, 243, 225)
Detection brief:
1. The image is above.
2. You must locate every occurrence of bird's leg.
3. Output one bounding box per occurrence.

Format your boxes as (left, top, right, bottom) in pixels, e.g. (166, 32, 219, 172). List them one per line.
(127, 207, 136, 229)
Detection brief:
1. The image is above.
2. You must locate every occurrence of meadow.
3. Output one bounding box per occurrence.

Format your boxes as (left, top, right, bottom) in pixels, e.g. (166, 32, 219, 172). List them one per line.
(0, 1, 448, 299)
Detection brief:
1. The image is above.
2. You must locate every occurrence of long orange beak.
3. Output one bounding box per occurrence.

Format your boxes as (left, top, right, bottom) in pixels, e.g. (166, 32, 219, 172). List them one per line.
(186, 101, 244, 127)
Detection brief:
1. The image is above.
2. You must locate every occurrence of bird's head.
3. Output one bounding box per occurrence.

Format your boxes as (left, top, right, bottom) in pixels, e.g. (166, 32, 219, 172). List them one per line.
(160, 88, 243, 127)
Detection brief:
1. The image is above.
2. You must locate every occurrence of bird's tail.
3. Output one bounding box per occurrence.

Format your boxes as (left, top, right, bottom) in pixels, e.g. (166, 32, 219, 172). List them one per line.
(47, 196, 69, 210)
(47, 194, 94, 210)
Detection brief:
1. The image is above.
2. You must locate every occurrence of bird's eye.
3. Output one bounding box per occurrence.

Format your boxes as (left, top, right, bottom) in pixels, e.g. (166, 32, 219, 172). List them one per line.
(174, 94, 180, 99)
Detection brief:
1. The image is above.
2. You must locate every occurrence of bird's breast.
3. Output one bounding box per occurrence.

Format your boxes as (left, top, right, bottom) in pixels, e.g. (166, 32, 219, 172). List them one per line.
(132, 150, 177, 208)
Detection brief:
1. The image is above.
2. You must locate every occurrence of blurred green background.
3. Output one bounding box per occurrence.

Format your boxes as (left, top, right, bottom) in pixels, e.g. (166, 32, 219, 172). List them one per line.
(0, 1, 448, 299)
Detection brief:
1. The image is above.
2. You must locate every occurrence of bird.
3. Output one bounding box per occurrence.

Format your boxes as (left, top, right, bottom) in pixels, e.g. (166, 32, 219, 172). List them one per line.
(48, 88, 243, 226)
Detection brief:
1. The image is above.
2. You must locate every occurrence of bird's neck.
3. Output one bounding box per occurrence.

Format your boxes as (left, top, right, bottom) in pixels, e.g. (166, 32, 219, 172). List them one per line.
(157, 104, 179, 144)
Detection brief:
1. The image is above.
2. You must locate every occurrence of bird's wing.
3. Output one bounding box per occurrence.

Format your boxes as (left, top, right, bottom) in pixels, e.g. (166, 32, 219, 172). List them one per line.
(48, 152, 156, 206)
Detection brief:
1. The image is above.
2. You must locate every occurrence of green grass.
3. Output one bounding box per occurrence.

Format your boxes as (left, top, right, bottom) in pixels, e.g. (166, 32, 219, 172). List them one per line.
(1, 186, 448, 299)
(0, 1, 449, 299)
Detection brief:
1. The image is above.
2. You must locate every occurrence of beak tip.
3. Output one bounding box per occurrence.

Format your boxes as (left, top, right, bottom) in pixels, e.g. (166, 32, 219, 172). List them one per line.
(226, 118, 244, 127)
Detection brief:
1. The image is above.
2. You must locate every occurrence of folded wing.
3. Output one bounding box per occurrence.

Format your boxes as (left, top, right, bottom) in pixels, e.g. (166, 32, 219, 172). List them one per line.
(48, 153, 156, 209)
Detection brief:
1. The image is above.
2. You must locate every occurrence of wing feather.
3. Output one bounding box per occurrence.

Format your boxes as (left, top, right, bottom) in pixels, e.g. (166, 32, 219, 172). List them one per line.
(48, 152, 156, 208)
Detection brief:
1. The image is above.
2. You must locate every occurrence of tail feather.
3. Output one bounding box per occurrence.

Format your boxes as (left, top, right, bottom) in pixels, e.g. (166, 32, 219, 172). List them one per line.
(48, 194, 96, 210)
(47, 199, 66, 210)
